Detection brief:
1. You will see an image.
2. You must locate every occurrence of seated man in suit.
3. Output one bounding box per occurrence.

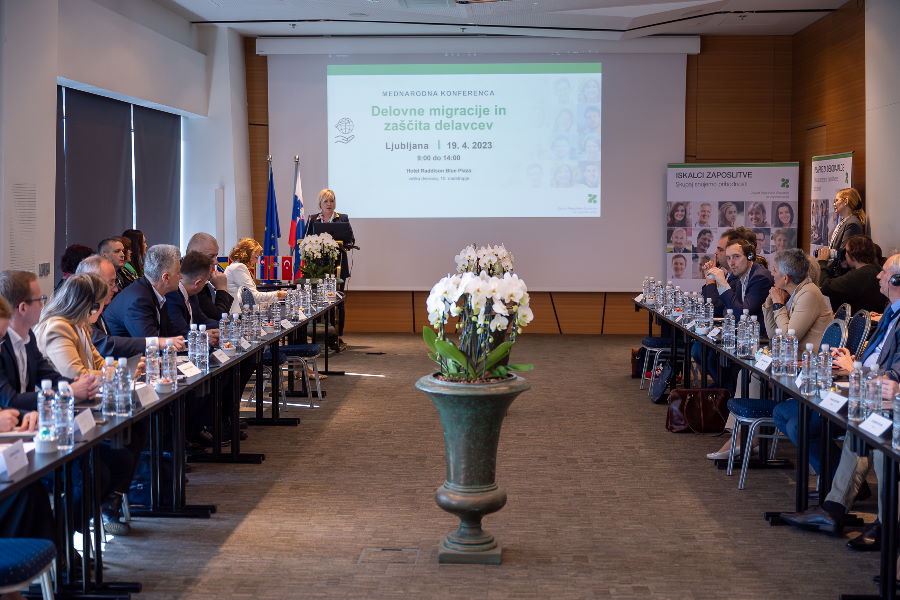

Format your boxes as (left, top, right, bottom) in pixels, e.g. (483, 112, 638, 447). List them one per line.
(779, 254, 900, 550)
(702, 238, 773, 323)
(103, 244, 183, 339)
(185, 232, 234, 321)
(165, 251, 221, 342)
(75, 255, 185, 356)
(0, 270, 98, 410)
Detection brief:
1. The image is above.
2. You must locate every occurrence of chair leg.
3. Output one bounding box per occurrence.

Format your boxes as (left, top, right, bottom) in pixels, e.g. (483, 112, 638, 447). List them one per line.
(769, 436, 779, 461)
(726, 420, 740, 476)
(640, 350, 652, 390)
(647, 351, 662, 397)
(739, 420, 761, 490)
(40, 566, 54, 600)
(120, 492, 131, 523)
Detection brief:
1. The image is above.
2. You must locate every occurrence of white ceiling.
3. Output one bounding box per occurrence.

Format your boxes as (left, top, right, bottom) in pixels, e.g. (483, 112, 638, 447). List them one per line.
(159, 0, 848, 40)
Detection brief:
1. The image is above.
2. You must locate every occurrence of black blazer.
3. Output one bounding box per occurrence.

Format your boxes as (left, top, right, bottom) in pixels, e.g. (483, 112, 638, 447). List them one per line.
(165, 288, 219, 336)
(818, 262, 887, 315)
(103, 277, 177, 338)
(825, 214, 864, 277)
(0, 332, 63, 411)
(91, 315, 147, 359)
(305, 212, 355, 278)
(196, 283, 233, 322)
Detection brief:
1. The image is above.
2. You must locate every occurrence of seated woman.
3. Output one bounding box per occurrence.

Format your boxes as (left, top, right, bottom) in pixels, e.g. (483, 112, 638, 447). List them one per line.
(225, 238, 286, 314)
(33, 273, 142, 536)
(818, 235, 886, 315)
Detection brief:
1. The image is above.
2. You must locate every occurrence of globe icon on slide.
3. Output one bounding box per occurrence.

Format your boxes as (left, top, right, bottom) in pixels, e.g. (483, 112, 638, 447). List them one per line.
(335, 118, 354, 134)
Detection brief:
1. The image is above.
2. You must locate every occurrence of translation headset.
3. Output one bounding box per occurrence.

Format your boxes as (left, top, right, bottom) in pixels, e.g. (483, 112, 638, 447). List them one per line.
(742, 244, 755, 262)
(890, 273, 900, 286)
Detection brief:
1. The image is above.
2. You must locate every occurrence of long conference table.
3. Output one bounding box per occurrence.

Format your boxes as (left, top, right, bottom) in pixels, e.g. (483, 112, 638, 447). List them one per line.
(635, 298, 900, 600)
(0, 294, 345, 599)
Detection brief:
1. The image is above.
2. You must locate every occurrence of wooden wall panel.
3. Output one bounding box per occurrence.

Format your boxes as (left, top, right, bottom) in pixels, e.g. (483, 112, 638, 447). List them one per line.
(552, 292, 604, 334)
(343, 291, 413, 333)
(243, 36, 269, 243)
(602, 293, 650, 335)
(792, 1, 865, 250)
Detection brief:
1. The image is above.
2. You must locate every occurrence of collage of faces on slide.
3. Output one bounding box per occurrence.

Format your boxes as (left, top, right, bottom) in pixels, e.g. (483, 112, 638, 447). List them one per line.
(524, 78, 601, 190)
(665, 200, 798, 281)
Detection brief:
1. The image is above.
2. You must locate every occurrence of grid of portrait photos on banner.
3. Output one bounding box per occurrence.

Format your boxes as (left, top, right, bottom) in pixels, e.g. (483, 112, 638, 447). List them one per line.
(522, 77, 601, 191)
(665, 200, 799, 289)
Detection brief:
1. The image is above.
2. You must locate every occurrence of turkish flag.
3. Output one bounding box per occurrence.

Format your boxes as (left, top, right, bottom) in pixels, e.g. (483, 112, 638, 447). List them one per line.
(281, 256, 293, 281)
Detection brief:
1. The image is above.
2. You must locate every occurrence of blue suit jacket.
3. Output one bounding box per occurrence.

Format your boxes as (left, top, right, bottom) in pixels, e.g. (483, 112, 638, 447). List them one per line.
(165, 289, 219, 337)
(0, 332, 64, 411)
(91, 315, 147, 359)
(867, 311, 900, 382)
(103, 277, 177, 338)
(701, 262, 773, 322)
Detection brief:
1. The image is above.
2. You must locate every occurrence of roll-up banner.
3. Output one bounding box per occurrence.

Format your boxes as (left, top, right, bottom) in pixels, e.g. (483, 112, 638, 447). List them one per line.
(665, 162, 800, 291)
(809, 152, 853, 255)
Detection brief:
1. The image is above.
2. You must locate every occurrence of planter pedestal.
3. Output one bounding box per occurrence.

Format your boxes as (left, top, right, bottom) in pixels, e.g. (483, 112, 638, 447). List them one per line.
(416, 374, 530, 565)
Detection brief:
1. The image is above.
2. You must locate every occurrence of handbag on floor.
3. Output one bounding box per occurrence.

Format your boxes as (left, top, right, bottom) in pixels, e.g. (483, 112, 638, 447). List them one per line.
(630, 347, 644, 378)
(665, 388, 730, 433)
(648, 362, 673, 404)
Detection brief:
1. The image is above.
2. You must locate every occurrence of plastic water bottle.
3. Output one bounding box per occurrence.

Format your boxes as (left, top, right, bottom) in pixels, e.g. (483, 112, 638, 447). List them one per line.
(749, 316, 760, 355)
(230, 313, 240, 347)
(219, 313, 230, 348)
(801, 343, 815, 394)
(55, 382, 75, 450)
(37, 380, 58, 450)
(100, 356, 117, 418)
(187, 323, 199, 364)
(723, 309, 736, 351)
(784, 329, 799, 377)
(197, 325, 210, 371)
(864, 369, 882, 418)
(893, 394, 900, 450)
(114, 357, 132, 417)
(145, 342, 160, 385)
(818, 344, 833, 391)
(771, 329, 784, 375)
(736, 315, 749, 357)
(162, 339, 178, 389)
(848, 361, 864, 422)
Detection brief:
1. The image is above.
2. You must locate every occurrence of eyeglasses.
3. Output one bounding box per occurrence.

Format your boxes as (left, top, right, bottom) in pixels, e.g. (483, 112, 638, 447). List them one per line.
(23, 295, 47, 305)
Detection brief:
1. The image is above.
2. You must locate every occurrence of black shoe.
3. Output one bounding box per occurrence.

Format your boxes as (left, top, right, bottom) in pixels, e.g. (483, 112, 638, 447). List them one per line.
(848, 521, 881, 551)
(779, 505, 844, 534)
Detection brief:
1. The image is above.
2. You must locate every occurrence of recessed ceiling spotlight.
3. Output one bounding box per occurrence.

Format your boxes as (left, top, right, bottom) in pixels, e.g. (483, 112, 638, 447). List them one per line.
(456, 0, 507, 4)
(349, 12, 368, 16)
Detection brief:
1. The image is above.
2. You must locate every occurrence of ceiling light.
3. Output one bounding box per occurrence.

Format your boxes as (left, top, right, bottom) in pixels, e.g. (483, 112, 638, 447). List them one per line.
(456, 0, 508, 4)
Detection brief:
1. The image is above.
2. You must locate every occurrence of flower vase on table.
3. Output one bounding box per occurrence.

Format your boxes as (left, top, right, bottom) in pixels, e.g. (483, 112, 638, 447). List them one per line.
(297, 233, 339, 280)
(416, 256, 533, 565)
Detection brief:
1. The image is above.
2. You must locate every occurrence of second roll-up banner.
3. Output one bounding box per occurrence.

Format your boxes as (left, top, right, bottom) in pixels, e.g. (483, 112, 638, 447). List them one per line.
(327, 63, 602, 219)
(665, 162, 800, 292)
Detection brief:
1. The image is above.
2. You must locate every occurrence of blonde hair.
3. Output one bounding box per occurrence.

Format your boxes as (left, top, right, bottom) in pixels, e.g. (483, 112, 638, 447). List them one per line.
(318, 189, 336, 208)
(41, 273, 107, 325)
(229, 238, 262, 267)
(837, 188, 867, 226)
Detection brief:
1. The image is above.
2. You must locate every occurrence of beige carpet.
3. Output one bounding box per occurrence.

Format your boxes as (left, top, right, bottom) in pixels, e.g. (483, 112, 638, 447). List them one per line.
(104, 333, 880, 599)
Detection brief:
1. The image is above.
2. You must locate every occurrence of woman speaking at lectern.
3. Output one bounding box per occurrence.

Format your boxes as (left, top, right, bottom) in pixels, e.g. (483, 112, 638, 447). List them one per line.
(305, 189, 355, 349)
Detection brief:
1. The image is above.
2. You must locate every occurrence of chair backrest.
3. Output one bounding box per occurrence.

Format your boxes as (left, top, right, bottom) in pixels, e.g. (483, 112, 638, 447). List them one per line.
(240, 286, 256, 309)
(834, 303, 852, 321)
(845, 310, 872, 357)
(820, 318, 848, 350)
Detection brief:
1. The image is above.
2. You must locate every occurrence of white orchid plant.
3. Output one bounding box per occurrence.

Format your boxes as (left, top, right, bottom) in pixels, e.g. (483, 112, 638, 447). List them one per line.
(423, 271, 534, 381)
(454, 244, 515, 277)
(298, 233, 340, 279)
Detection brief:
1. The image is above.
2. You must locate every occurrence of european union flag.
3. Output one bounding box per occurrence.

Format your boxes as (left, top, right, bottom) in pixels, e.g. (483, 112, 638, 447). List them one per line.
(263, 165, 281, 258)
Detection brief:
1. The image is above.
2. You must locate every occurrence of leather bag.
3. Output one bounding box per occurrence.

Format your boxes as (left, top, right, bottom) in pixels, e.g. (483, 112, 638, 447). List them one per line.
(665, 388, 730, 433)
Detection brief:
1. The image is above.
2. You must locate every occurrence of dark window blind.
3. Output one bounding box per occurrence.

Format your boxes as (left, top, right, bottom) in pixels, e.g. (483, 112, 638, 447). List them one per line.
(134, 106, 181, 246)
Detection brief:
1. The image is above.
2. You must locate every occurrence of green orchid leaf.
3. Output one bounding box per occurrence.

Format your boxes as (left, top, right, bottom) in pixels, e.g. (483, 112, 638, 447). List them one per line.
(494, 365, 509, 378)
(434, 339, 475, 377)
(483, 341, 513, 371)
(507, 363, 534, 371)
(422, 326, 438, 352)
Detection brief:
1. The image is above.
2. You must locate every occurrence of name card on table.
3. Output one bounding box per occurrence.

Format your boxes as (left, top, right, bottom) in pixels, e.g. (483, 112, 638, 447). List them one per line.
(859, 413, 892, 438)
(240, 338, 251, 351)
(297, 310, 307, 320)
(673, 314, 683, 323)
(177, 361, 202, 377)
(262, 326, 274, 335)
(134, 382, 160, 407)
(0, 440, 28, 475)
(211, 349, 231, 364)
(685, 320, 696, 329)
(754, 352, 773, 372)
(820, 391, 848, 415)
(280, 319, 294, 330)
(74, 409, 95, 440)
(707, 327, 721, 339)
(795, 374, 805, 388)
(633, 293, 644, 303)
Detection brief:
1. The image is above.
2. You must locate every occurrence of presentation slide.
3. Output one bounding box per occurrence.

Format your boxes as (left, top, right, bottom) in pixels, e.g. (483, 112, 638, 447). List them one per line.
(327, 63, 602, 218)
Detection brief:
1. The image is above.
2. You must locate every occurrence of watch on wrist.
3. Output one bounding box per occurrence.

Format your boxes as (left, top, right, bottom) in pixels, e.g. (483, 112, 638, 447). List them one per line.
(772, 302, 785, 311)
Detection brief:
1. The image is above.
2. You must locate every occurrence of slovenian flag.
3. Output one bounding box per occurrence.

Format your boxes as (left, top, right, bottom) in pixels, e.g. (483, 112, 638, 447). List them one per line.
(288, 161, 305, 278)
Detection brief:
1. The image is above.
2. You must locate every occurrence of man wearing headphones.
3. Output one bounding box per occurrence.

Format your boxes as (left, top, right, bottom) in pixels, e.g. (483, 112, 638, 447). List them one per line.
(778, 254, 900, 554)
(703, 238, 773, 323)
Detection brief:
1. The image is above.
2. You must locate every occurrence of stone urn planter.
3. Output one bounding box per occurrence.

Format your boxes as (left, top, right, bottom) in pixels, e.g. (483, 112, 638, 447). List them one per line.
(416, 373, 530, 564)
